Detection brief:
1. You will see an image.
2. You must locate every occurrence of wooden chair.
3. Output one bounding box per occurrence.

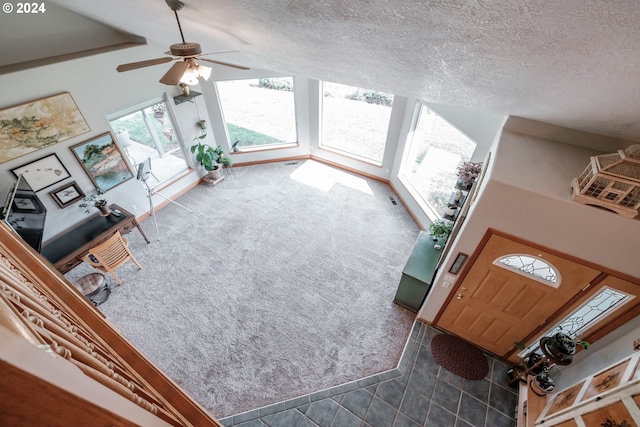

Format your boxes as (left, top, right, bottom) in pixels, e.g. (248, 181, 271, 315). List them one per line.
(82, 231, 142, 285)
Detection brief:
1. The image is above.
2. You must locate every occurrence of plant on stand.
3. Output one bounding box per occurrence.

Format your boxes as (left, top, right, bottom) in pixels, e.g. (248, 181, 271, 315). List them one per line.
(428, 218, 453, 249)
(190, 135, 227, 185)
(79, 188, 111, 216)
(531, 367, 555, 396)
(541, 328, 589, 365)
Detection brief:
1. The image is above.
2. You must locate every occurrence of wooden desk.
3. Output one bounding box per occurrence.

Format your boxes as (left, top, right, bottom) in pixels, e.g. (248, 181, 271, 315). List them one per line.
(41, 204, 149, 274)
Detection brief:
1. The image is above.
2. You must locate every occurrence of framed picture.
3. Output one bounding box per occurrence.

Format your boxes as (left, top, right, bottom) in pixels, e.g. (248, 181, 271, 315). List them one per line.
(49, 181, 85, 208)
(70, 132, 134, 192)
(448, 252, 469, 275)
(0, 92, 90, 164)
(11, 194, 43, 213)
(11, 153, 71, 192)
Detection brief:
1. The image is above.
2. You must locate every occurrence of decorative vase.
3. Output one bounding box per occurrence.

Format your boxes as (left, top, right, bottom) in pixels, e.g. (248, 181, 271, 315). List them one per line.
(444, 206, 458, 217)
(524, 352, 548, 375)
(454, 189, 463, 202)
(540, 334, 575, 365)
(209, 167, 222, 180)
(547, 333, 577, 356)
(456, 178, 473, 191)
(96, 202, 112, 217)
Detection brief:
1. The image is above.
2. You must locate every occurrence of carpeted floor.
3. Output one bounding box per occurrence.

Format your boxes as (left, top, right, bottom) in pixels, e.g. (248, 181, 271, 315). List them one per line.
(65, 160, 421, 418)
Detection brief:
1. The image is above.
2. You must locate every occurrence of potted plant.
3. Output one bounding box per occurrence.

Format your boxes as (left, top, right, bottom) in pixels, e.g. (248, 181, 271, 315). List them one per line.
(428, 218, 453, 240)
(523, 351, 549, 375)
(531, 368, 555, 396)
(79, 188, 110, 216)
(428, 218, 453, 249)
(456, 161, 483, 190)
(190, 141, 225, 181)
(540, 329, 589, 365)
(218, 153, 233, 168)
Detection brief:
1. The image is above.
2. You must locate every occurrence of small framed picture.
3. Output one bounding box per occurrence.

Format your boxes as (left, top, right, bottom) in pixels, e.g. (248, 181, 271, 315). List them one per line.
(49, 181, 85, 208)
(11, 194, 44, 214)
(448, 252, 469, 275)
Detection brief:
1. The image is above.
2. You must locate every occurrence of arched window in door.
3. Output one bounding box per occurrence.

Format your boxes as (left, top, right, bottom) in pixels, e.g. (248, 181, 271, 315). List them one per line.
(493, 254, 561, 288)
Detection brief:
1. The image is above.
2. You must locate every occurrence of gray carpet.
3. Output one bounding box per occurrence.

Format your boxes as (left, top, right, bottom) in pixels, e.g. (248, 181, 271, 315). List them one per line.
(65, 160, 420, 418)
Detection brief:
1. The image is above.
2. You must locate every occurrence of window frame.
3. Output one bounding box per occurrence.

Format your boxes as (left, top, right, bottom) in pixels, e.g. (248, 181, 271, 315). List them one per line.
(215, 77, 299, 152)
(398, 102, 478, 221)
(106, 94, 190, 188)
(319, 81, 394, 166)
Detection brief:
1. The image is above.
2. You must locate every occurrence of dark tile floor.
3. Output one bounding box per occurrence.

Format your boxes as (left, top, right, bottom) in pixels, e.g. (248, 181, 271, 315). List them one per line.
(220, 321, 517, 427)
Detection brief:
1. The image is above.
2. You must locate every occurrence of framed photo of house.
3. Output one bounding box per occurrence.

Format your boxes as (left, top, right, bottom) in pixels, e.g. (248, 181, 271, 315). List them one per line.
(0, 92, 90, 164)
(70, 132, 134, 192)
(11, 153, 72, 192)
(49, 181, 85, 208)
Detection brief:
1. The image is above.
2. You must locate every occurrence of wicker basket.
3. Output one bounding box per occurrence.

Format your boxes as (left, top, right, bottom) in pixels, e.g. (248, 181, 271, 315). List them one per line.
(571, 145, 640, 218)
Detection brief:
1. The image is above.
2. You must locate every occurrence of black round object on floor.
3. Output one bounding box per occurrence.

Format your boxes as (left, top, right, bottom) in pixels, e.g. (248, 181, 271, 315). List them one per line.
(430, 333, 489, 380)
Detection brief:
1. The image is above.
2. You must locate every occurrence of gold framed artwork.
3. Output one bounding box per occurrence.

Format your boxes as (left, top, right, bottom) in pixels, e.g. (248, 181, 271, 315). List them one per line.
(70, 132, 134, 192)
(11, 153, 71, 192)
(0, 92, 90, 164)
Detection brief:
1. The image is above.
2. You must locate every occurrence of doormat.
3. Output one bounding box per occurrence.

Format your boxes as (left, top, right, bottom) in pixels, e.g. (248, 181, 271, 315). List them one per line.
(430, 333, 489, 380)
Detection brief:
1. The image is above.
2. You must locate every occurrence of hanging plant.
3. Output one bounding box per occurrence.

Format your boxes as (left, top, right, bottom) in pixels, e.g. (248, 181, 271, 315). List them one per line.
(531, 368, 555, 396)
(152, 104, 166, 118)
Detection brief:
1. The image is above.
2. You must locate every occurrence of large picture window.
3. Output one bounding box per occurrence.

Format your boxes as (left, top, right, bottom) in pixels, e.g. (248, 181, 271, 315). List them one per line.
(320, 82, 393, 164)
(108, 97, 188, 187)
(216, 77, 297, 150)
(400, 104, 476, 217)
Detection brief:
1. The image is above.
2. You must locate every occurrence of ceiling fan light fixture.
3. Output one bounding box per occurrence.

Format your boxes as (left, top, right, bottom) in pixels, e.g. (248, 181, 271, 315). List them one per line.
(179, 63, 212, 86)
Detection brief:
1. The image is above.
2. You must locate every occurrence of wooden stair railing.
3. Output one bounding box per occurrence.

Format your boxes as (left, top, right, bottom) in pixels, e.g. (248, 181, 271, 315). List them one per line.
(0, 222, 222, 426)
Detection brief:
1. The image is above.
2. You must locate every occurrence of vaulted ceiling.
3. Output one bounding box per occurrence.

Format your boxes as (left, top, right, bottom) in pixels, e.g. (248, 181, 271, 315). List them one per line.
(7, 1, 640, 143)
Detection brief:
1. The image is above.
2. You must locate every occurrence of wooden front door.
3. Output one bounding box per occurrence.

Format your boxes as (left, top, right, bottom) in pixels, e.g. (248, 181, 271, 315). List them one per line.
(436, 233, 601, 358)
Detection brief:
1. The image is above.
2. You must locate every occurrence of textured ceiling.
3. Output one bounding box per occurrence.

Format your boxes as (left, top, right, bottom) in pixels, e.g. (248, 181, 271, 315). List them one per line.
(40, 1, 640, 142)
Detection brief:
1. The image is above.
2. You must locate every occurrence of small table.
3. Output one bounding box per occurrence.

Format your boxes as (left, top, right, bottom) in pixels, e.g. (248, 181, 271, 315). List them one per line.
(74, 273, 110, 306)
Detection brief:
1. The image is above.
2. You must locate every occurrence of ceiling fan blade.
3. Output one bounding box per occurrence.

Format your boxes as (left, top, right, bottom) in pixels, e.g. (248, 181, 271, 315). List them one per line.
(199, 50, 240, 56)
(198, 58, 250, 70)
(159, 61, 190, 85)
(116, 57, 174, 72)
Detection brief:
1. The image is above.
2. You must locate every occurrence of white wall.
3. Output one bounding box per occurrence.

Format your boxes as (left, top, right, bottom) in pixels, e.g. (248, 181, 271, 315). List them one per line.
(388, 100, 506, 228)
(418, 119, 640, 386)
(0, 43, 208, 239)
(421, 125, 640, 320)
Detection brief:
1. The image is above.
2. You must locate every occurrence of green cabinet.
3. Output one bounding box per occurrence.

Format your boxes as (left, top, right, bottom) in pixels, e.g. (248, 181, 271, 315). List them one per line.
(393, 231, 443, 312)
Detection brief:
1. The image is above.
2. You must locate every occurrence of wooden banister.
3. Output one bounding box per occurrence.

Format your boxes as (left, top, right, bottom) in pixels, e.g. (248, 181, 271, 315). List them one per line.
(0, 222, 222, 426)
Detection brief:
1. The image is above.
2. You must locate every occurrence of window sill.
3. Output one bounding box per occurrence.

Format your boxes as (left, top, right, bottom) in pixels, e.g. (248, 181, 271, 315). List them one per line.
(232, 142, 298, 154)
(397, 174, 440, 222)
(317, 145, 383, 168)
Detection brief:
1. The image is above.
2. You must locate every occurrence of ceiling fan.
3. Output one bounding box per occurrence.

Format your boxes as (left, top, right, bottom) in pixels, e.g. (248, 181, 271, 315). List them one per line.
(116, 0, 249, 86)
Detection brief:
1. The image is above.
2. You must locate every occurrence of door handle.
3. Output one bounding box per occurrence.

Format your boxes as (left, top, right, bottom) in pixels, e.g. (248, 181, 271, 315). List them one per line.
(457, 293, 464, 300)
(460, 287, 467, 291)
